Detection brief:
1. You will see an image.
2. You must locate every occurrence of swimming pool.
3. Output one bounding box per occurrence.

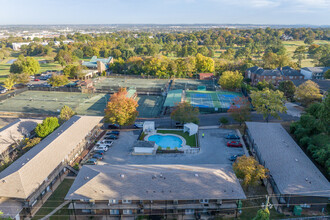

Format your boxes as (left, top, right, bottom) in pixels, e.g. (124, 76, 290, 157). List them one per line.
(147, 134, 183, 149)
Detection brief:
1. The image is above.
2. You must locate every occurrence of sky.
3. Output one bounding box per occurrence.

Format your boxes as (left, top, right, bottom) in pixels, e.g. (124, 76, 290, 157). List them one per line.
(0, 0, 329, 25)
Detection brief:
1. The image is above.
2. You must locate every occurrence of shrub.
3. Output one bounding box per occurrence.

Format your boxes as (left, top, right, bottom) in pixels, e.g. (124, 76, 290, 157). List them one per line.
(157, 146, 162, 151)
(73, 163, 80, 171)
(22, 137, 41, 150)
(166, 147, 171, 150)
(219, 117, 229, 124)
(35, 117, 59, 138)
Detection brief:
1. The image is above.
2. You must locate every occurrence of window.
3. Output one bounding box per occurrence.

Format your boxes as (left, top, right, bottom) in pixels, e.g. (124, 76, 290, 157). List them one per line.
(123, 209, 132, 215)
(82, 209, 91, 213)
(122, 200, 132, 204)
(199, 199, 209, 204)
(185, 209, 194, 214)
(110, 209, 119, 215)
(109, 199, 118, 204)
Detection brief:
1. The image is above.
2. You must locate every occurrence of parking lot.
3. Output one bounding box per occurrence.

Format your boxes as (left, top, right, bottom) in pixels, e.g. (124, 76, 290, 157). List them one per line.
(90, 128, 244, 166)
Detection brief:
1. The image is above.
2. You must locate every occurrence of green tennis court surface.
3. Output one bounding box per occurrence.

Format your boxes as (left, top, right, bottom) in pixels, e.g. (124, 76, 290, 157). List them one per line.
(0, 91, 109, 116)
(185, 90, 242, 109)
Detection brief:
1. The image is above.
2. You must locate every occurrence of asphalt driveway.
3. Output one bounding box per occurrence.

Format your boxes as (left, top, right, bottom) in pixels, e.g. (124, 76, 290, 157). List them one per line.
(98, 128, 244, 166)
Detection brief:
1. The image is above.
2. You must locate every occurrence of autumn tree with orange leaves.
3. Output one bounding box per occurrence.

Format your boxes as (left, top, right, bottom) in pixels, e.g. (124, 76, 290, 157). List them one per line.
(105, 88, 139, 126)
(228, 96, 251, 126)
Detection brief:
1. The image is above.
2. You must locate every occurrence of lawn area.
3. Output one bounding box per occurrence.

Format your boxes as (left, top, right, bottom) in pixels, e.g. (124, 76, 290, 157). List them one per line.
(157, 129, 197, 147)
(32, 179, 74, 220)
(282, 40, 330, 68)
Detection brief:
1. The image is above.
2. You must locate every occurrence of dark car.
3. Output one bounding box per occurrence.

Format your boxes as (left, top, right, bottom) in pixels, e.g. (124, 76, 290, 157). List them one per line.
(93, 150, 105, 155)
(104, 135, 118, 140)
(227, 141, 243, 148)
(108, 124, 120, 129)
(225, 134, 240, 139)
(106, 131, 120, 136)
(85, 158, 98, 165)
(92, 153, 104, 160)
(229, 154, 244, 161)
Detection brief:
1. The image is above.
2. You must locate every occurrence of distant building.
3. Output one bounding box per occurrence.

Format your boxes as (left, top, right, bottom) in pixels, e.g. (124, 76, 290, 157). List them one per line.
(245, 122, 330, 212)
(65, 164, 246, 219)
(12, 42, 31, 51)
(0, 119, 42, 159)
(82, 56, 113, 72)
(245, 66, 304, 85)
(0, 116, 103, 219)
(300, 67, 330, 80)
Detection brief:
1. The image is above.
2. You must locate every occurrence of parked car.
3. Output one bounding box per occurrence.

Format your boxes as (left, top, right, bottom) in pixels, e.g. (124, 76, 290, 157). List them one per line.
(106, 131, 119, 136)
(94, 145, 109, 152)
(93, 150, 105, 155)
(85, 158, 98, 165)
(225, 133, 240, 139)
(99, 140, 114, 146)
(227, 141, 242, 148)
(134, 122, 144, 128)
(92, 153, 104, 160)
(104, 135, 118, 140)
(108, 124, 120, 129)
(229, 154, 244, 161)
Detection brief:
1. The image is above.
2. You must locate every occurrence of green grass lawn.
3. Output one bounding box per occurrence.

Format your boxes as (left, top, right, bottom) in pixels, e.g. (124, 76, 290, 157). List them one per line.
(32, 179, 74, 220)
(157, 129, 197, 147)
(282, 40, 329, 68)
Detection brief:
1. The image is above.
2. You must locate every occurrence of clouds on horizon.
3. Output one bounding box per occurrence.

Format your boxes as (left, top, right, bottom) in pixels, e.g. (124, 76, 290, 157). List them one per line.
(0, 0, 329, 25)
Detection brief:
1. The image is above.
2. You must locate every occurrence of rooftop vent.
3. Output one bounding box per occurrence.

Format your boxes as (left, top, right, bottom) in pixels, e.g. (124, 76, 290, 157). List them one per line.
(2, 180, 6, 183)
(295, 159, 299, 162)
(120, 174, 125, 178)
(195, 174, 199, 177)
(84, 176, 90, 180)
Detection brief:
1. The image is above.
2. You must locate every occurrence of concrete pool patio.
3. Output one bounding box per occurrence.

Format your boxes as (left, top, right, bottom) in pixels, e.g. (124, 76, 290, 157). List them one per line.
(99, 128, 245, 166)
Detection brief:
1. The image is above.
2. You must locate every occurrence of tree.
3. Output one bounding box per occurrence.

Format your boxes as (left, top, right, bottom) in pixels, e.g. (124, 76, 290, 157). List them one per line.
(55, 49, 74, 67)
(10, 55, 40, 75)
(233, 155, 268, 188)
(105, 88, 139, 126)
(251, 89, 286, 122)
(253, 208, 270, 220)
(3, 76, 16, 90)
(59, 105, 75, 122)
(228, 97, 251, 126)
(16, 73, 30, 84)
(218, 71, 243, 90)
(195, 53, 215, 73)
(47, 75, 69, 87)
(278, 80, 296, 101)
(35, 117, 60, 138)
(294, 80, 323, 106)
(324, 69, 330, 79)
(304, 37, 314, 45)
(171, 102, 199, 124)
(293, 46, 306, 66)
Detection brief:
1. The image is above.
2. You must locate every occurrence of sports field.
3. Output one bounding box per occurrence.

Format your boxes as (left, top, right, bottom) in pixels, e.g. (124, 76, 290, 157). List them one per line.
(136, 95, 165, 118)
(171, 79, 216, 91)
(95, 77, 169, 90)
(0, 91, 109, 116)
(185, 90, 242, 109)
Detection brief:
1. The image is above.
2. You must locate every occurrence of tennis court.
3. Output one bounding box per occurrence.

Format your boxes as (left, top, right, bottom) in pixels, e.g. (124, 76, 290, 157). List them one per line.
(0, 91, 109, 116)
(136, 95, 165, 118)
(185, 90, 243, 111)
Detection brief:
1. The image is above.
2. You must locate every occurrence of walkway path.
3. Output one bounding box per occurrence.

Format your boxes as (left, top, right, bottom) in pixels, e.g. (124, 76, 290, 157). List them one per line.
(40, 200, 70, 220)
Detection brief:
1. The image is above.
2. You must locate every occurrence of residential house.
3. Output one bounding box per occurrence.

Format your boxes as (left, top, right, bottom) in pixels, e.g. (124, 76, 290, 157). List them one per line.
(245, 122, 330, 212)
(0, 119, 42, 159)
(300, 67, 330, 80)
(65, 164, 246, 219)
(0, 116, 103, 219)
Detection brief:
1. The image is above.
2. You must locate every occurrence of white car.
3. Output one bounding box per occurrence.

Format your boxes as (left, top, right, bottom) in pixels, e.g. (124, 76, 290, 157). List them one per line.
(99, 140, 113, 146)
(94, 145, 109, 152)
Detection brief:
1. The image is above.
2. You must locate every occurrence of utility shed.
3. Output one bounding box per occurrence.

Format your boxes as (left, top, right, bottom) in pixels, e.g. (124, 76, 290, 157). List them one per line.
(245, 122, 330, 212)
(132, 140, 156, 155)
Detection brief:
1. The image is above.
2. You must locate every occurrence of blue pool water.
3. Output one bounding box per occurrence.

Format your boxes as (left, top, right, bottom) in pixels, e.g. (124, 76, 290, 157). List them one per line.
(148, 134, 183, 149)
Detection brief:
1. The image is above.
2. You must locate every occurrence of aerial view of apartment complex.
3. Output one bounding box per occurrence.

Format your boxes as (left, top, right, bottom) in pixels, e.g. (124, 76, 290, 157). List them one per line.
(0, 1, 329, 220)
